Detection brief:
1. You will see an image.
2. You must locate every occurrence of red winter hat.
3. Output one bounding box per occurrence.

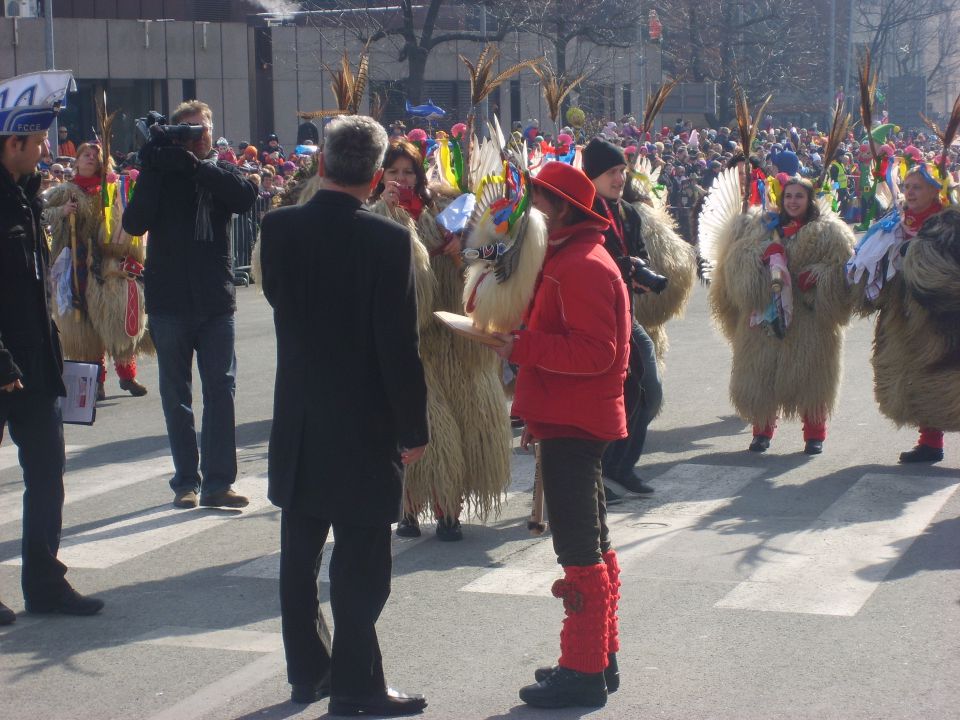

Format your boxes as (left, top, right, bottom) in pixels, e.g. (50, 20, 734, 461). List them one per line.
(531, 162, 610, 227)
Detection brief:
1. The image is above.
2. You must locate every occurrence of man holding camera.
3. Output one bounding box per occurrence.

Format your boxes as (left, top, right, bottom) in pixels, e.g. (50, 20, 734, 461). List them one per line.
(122, 100, 258, 510)
(583, 138, 666, 501)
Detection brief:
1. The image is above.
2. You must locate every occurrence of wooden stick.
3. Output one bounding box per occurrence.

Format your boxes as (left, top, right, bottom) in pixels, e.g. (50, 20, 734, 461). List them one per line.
(527, 443, 547, 536)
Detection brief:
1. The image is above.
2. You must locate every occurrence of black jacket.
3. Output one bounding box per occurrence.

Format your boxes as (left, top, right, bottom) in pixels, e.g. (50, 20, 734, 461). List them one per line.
(0, 166, 65, 398)
(121, 156, 257, 317)
(259, 190, 429, 524)
(594, 197, 650, 275)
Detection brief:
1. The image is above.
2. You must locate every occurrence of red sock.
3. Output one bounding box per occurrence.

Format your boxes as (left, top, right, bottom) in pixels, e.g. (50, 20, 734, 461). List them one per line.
(602, 549, 621, 655)
(115, 358, 137, 382)
(919, 427, 944, 450)
(553, 564, 610, 674)
(802, 416, 827, 442)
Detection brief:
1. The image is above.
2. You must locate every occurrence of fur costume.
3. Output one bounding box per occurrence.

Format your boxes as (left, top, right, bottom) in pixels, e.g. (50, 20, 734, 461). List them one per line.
(631, 202, 697, 367)
(865, 207, 960, 431)
(709, 208, 856, 428)
(45, 181, 149, 363)
(368, 199, 511, 521)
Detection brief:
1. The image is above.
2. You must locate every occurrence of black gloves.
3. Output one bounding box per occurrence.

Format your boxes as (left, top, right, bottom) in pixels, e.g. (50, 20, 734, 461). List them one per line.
(139, 144, 199, 175)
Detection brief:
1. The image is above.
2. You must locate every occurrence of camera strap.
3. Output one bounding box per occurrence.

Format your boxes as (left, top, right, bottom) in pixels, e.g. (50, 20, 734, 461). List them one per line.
(599, 197, 628, 257)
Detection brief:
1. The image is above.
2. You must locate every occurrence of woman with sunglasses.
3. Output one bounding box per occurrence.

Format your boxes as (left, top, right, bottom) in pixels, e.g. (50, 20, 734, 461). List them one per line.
(368, 138, 511, 541)
(44, 142, 150, 400)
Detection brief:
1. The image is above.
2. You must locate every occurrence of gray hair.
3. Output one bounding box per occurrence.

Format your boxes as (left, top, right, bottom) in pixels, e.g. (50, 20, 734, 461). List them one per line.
(323, 115, 388, 185)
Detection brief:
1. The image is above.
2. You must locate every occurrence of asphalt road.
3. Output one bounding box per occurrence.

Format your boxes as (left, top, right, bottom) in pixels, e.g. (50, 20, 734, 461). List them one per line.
(1, 283, 957, 720)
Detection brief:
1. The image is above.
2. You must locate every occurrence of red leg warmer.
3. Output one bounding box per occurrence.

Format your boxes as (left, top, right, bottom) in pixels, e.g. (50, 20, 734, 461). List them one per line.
(802, 416, 827, 442)
(752, 422, 776, 439)
(602, 550, 621, 654)
(552, 564, 610, 674)
(919, 427, 944, 450)
(97, 354, 107, 384)
(115, 357, 137, 382)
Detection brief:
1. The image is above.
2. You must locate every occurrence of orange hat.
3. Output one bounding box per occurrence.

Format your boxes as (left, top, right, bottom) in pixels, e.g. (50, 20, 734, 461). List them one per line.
(244, 145, 258, 160)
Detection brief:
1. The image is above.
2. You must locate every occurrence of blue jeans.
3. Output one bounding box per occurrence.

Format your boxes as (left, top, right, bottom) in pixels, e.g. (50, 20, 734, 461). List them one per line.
(602, 322, 663, 481)
(149, 313, 237, 495)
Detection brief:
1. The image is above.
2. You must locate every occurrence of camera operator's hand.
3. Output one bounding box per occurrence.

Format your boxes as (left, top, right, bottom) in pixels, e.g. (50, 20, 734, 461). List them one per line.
(154, 146, 200, 175)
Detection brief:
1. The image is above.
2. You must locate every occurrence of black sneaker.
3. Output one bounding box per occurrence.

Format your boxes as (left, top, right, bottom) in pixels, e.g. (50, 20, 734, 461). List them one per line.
(0, 600, 15, 625)
(26, 587, 104, 616)
(899, 445, 944, 463)
(435, 517, 463, 542)
(396, 513, 421, 538)
(601, 480, 624, 506)
(291, 671, 331, 704)
(749, 435, 771, 452)
(535, 653, 619, 693)
(519, 666, 607, 708)
(615, 472, 655, 495)
(804, 439, 823, 455)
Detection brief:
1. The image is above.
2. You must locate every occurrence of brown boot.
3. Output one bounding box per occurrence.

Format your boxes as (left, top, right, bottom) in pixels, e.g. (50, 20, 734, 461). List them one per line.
(119, 377, 148, 397)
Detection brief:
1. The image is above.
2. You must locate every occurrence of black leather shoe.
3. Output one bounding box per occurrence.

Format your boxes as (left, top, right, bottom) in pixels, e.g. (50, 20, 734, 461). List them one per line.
(291, 672, 331, 704)
(519, 666, 607, 708)
(0, 600, 15, 625)
(899, 444, 944, 463)
(749, 435, 771, 452)
(616, 472, 655, 495)
(328, 688, 427, 716)
(601, 480, 623, 506)
(396, 513, 421, 538)
(804, 440, 824, 455)
(435, 517, 463, 542)
(26, 587, 104, 616)
(535, 653, 619, 693)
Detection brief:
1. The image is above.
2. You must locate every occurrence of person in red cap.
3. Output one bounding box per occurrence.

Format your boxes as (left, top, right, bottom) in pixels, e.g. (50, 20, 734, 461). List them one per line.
(492, 161, 630, 709)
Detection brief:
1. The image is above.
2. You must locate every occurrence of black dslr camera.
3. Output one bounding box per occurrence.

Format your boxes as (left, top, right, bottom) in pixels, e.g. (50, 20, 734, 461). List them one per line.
(135, 111, 205, 145)
(617, 256, 668, 294)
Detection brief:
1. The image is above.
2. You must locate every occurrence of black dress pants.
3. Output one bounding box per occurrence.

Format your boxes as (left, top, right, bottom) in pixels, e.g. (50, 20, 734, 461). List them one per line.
(539, 437, 611, 567)
(279, 508, 392, 697)
(0, 393, 68, 603)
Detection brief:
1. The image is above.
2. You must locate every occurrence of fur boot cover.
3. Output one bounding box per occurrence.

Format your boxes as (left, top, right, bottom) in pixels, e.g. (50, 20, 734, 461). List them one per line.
(870, 207, 960, 430)
(553, 564, 611, 674)
(601, 550, 621, 655)
(709, 208, 856, 428)
(632, 203, 697, 366)
(368, 200, 510, 521)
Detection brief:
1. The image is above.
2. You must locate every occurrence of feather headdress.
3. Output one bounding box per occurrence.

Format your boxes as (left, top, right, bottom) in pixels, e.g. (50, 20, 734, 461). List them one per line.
(642, 78, 679, 137)
(920, 91, 960, 203)
(297, 49, 369, 119)
(818, 97, 851, 189)
(733, 82, 771, 211)
(531, 63, 587, 133)
(858, 50, 880, 166)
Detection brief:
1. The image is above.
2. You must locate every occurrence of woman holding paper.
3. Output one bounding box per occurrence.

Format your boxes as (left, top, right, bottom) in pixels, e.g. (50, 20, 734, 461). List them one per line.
(492, 161, 630, 709)
(369, 139, 510, 541)
(45, 143, 150, 400)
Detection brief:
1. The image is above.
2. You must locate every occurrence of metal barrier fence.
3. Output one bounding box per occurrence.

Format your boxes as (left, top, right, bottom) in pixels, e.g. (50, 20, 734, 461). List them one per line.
(232, 194, 271, 285)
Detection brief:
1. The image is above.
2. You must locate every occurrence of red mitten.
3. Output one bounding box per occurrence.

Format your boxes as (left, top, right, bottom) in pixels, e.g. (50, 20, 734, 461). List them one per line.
(761, 242, 786, 264)
(797, 270, 817, 291)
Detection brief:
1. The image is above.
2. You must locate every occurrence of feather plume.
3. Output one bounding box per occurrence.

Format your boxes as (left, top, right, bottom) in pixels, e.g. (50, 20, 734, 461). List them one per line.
(297, 49, 370, 119)
(460, 44, 543, 108)
(641, 77, 679, 136)
(698, 166, 743, 267)
(733, 83, 772, 210)
(921, 91, 960, 178)
(95, 90, 118, 225)
(531, 63, 587, 131)
(858, 50, 879, 165)
(818, 98, 851, 187)
(369, 91, 385, 121)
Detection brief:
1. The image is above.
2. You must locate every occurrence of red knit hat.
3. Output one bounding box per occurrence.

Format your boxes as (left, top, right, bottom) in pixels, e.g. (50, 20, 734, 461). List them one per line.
(531, 162, 609, 227)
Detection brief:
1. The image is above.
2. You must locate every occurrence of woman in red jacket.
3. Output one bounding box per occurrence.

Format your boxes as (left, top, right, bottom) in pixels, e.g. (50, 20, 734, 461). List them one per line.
(493, 162, 631, 709)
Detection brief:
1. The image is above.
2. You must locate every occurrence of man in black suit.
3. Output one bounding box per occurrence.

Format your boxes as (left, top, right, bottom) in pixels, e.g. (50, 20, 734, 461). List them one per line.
(259, 115, 429, 717)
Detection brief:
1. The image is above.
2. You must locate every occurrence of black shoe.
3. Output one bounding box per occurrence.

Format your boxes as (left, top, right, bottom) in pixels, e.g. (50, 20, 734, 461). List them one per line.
(0, 600, 15, 625)
(291, 672, 331, 704)
(119, 377, 148, 397)
(749, 435, 771, 452)
(396, 513, 421, 538)
(435, 517, 463, 542)
(616, 472, 655, 495)
(535, 653, 619, 694)
(601, 480, 623, 506)
(519, 666, 607, 708)
(899, 444, 944, 463)
(328, 688, 427, 716)
(96, 382, 106, 402)
(26, 587, 104, 616)
(804, 439, 823, 455)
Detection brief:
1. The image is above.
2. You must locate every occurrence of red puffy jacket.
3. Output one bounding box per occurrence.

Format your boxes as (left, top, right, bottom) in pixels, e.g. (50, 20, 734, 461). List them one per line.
(510, 222, 630, 441)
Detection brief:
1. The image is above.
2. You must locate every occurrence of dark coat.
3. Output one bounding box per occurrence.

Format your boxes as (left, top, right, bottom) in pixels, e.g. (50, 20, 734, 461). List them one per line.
(0, 167, 65, 398)
(259, 189, 429, 525)
(121, 156, 257, 317)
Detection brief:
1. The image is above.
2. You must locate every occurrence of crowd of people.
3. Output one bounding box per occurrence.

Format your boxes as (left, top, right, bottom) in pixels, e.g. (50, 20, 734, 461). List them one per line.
(1, 66, 958, 717)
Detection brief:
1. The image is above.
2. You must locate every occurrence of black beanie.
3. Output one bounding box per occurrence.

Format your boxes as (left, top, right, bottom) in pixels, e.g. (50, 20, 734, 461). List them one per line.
(582, 138, 627, 179)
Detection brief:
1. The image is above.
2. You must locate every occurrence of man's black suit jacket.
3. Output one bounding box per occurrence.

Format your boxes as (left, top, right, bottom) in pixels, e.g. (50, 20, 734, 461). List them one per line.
(260, 189, 429, 524)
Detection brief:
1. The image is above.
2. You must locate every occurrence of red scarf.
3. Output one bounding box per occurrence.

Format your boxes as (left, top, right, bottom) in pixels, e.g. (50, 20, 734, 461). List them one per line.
(398, 192, 425, 221)
(780, 218, 806, 238)
(902, 201, 943, 237)
(73, 174, 102, 196)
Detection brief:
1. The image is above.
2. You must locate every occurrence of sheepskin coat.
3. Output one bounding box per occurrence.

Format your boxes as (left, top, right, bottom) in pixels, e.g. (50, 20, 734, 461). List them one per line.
(368, 199, 511, 521)
(864, 207, 960, 431)
(709, 208, 856, 428)
(45, 181, 149, 362)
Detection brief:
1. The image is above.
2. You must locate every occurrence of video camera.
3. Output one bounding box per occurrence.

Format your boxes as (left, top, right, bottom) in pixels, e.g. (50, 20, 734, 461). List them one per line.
(135, 111, 205, 146)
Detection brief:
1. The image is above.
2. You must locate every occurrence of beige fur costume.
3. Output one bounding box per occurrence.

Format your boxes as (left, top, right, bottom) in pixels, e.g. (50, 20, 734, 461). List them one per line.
(859, 207, 960, 431)
(45, 181, 149, 363)
(709, 209, 855, 428)
(368, 199, 511, 521)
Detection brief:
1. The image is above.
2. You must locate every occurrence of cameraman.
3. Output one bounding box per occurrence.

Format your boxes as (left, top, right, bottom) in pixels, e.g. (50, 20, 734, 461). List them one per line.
(122, 100, 257, 510)
(582, 138, 665, 501)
